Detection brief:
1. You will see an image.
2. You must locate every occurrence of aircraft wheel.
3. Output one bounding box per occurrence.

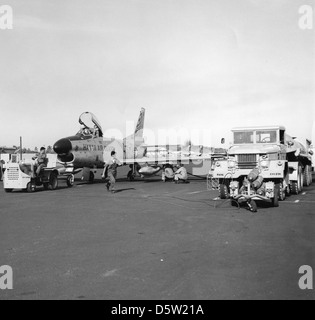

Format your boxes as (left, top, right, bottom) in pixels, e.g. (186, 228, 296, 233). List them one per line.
(48, 173, 58, 190)
(4, 188, 13, 193)
(219, 184, 229, 199)
(67, 174, 74, 187)
(89, 172, 94, 183)
(27, 182, 36, 193)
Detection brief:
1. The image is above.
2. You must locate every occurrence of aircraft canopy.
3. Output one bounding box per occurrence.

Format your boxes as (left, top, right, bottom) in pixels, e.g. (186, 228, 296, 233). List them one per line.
(78, 112, 103, 137)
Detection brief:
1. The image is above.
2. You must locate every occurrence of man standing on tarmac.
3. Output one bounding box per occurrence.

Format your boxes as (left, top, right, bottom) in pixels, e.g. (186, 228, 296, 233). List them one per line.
(102, 151, 122, 193)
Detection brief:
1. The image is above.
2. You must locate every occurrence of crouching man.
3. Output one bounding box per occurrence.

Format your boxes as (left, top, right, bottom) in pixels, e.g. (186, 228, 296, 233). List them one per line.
(174, 163, 188, 183)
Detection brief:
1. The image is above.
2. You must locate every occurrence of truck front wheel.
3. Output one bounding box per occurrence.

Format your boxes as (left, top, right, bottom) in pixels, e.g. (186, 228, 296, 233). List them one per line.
(272, 184, 279, 207)
(279, 182, 286, 201)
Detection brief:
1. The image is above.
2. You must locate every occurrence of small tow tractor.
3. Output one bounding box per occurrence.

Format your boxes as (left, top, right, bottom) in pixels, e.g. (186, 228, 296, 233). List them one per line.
(3, 159, 60, 193)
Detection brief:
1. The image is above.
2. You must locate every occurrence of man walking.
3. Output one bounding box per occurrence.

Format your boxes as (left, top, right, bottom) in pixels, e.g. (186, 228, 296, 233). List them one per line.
(102, 151, 122, 193)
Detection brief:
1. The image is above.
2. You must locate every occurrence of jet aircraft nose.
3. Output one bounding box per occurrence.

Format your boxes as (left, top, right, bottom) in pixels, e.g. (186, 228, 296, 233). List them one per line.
(53, 138, 72, 154)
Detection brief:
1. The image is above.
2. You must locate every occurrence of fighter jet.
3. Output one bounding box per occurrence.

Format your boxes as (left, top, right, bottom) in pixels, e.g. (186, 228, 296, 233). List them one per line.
(53, 108, 146, 182)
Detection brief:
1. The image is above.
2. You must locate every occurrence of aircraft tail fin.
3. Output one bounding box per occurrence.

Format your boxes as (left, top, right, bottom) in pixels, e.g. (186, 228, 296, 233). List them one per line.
(134, 108, 145, 137)
(124, 108, 145, 160)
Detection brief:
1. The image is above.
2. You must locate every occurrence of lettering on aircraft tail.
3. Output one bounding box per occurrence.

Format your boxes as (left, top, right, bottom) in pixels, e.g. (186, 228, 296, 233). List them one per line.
(135, 108, 145, 135)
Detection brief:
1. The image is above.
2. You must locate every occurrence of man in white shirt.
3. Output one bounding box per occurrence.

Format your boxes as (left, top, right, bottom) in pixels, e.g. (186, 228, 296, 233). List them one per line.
(174, 163, 188, 183)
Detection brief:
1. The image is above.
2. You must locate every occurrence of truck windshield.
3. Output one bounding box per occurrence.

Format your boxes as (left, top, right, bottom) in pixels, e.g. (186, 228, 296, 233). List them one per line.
(233, 131, 254, 144)
(256, 130, 277, 143)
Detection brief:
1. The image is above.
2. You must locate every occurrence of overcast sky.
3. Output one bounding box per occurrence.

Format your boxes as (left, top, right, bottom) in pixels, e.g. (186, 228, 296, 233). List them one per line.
(0, 0, 314, 149)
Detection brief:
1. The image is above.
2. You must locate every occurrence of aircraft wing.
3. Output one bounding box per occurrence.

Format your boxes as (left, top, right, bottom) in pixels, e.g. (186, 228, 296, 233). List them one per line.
(123, 153, 213, 165)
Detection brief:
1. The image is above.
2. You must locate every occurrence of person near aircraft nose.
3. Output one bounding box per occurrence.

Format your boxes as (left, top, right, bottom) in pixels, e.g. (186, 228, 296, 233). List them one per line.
(102, 151, 122, 193)
(174, 163, 188, 183)
(34, 147, 48, 176)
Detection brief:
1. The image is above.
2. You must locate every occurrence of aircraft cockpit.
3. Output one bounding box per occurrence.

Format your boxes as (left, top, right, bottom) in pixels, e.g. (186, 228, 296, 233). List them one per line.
(77, 112, 103, 138)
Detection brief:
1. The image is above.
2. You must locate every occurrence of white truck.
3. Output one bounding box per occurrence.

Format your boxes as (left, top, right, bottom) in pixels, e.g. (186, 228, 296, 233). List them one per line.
(211, 126, 313, 212)
(2, 154, 74, 193)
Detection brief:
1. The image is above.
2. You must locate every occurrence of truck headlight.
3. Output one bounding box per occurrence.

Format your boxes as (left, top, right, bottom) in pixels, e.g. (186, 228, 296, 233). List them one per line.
(228, 160, 236, 168)
(260, 160, 269, 168)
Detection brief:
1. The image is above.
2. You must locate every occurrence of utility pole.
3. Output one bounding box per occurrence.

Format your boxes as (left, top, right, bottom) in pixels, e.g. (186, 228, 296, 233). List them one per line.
(20, 136, 23, 160)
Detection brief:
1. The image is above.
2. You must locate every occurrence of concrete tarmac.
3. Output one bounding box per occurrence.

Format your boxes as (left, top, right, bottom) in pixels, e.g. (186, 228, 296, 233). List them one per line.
(0, 176, 314, 300)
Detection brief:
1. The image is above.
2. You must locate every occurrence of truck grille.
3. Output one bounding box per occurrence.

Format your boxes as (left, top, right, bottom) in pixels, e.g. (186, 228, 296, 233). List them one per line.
(7, 167, 20, 181)
(237, 154, 257, 169)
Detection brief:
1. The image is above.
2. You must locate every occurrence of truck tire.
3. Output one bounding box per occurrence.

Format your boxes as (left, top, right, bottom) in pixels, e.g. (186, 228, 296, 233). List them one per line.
(27, 182, 36, 193)
(307, 165, 313, 185)
(67, 174, 74, 187)
(4, 188, 13, 193)
(48, 173, 58, 190)
(290, 181, 299, 195)
(303, 165, 312, 186)
(291, 166, 303, 195)
(298, 165, 303, 193)
(279, 181, 286, 201)
(219, 184, 229, 199)
(272, 184, 279, 207)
